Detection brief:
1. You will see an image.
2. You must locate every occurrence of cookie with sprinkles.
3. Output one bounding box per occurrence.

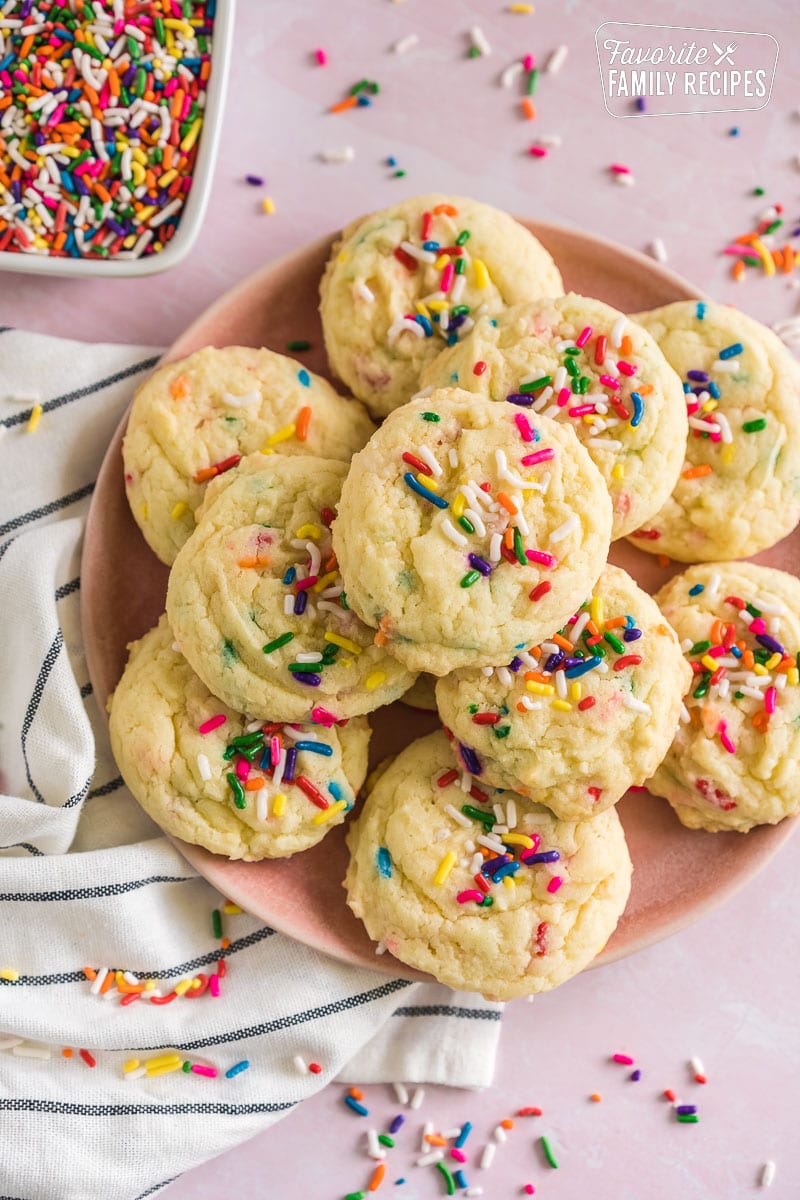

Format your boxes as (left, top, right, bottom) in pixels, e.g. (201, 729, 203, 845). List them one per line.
(332, 388, 612, 675)
(123, 346, 375, 564)
(108, 617, 370, 860)
(319, 194, 563, 418)
(435, 565, 691, 820)
(648, 562, 800, 833)
(627, 301, 800, 561)
(166, 454, 416, 722)
(421, 293, 687, 540)
(344, 731, 632, 999)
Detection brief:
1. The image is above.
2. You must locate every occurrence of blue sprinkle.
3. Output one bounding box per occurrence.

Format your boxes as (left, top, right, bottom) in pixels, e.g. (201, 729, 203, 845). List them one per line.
(258, 746, 272, 771)
(422, 240, 440, 251)
(345, 1095, 369, 1116)
(454, 1171, 468, 1189)
(455, 1121, 473, 1147)
(377, 847, 392, 878)
(708, 381, 721, 398)
(415, 313, 434, 337)
(297, 368, 311, 387)
(729, 126, 739, 136)
(446, 332, 459, 346)
(403, 471, 449, 508)
(525, 850, 560, 865)
(689, 583, 705, 596)
(625, 614, 635, 627)
(450, 372, 459, 383)
(564, 656, 602, 679)
(328, 780, 343, 800)
(295, 740, 333, 756)
(635, 95, 646, 112)
(283, 566, 297, 585)
(730, 645, 743, 658)
(682, 382, 692, 394)
(357, 94, 371, 106)
(719, 342, 743, 359)
(630, 391, 644, 427)
(387, 156, 397, 167)
(225, 1060, 250, 1079)
(696, 302, 706, 320)
(492, 861, 520, 882)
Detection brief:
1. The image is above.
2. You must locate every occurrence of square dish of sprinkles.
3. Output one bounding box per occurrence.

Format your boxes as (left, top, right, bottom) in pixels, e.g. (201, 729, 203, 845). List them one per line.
(0, 0, 214, 261)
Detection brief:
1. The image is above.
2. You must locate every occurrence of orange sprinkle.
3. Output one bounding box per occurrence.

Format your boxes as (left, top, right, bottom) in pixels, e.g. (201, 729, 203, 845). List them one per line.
(710, 619, 724, 644)
(221, 937, 231, 950)
(620, 334, 633, 356)
(731, 260, 745, 281)
(426, 1134, 447, 1146)
(603, 617, 626, 629)
(348, 1087, 364, 1101)
(374, 630, 388, 647)
(237, 556, 271, 569)
(772, 249, 784, 269)
(99, 971, 114, 995)
(586, 620, 600, 637)
(500, 1118, 514, 1130)
(323, 552, 338, 572)
(296, 406, 312, 442)
(657, 554, 671, 568)
(516, 701, 528, 712)
(682, 464, 713, 479)
(736, 232, 758, 245)
(82, 966, 97, 981)
(193, 466, 218, 484)
(330, 95, 358, 114)
(552, 633, 574, 651)
(62, 1047, 73, 1058)
(521, 98, 536, 120)
(369, 1162, 386, 1192)
(524, 671, 550, 684)
(169, 374, 190, 400)
(171, 89, 185, 119)
(504, 528, 515, 549)
(591, 1092, 602, 1103)
(742, 649, 755, 670)
(433, 203, 458, 216)
(782, 245, 794, 273)
(496, 491, 518, 515)
(244, 778, 264, 791)
(637, 382, 654, 396)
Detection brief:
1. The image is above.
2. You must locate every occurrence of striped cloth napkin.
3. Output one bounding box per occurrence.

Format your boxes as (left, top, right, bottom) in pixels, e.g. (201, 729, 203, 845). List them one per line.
(0, 328, 502, 1200)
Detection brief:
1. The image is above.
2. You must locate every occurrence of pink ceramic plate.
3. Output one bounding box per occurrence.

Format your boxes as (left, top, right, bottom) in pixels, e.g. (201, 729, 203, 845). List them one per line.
(81, 220, 799, 981)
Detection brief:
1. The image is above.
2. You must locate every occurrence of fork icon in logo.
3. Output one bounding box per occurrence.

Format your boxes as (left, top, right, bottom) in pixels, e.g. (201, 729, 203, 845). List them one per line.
(712, 41, 737, 65)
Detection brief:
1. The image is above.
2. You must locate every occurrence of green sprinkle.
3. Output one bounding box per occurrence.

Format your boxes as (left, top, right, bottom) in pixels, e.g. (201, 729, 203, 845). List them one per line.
(461, 805, 495, 826)
(350, 78, 369, 94)
(468, 45, 480, 57)
(229, 731, 265, 749)
(468, 704, 479, 713)
(745, 601, 762, 617)
(693, 675, 711, 699)
(263, 632, 294, 655)
(378, 1134, 395, 1147)
(575, 375, 589, 394)
(222, 639, 238, 664)
(494, 725, 511, 738)
(479, 895, 493, 906)
(226, 773, 247, 809)
(455, 256, 466, 274)
(461, 569, 481, 587)
(742, 255, 761, 267)
(345, 1193, 366, 1200)
(513, 526, 527, 566)
(753, 186, 765, 196)
(677, 1114, 699, 1124)
(764, 219, 783, 235)
(421, 412, 441, 422)
(436, 1162, 456, 1195)
(689, 640, 711, 656)
(564, 345, 581, 355)
(734, 690, 745, 699)
(455, 229, 471, 246)
(286, 340, 311, 352)
(451, 305, 471, 317)
(75, 40, 104, 60)
(519, 375, 553, 393)
(458, 516, 475, 534)
(288, 662, 323, 673)
(340, 593, 349, 610)
(527, 67, 539, 95)
(212, 909, 223, 939)
(743, 418, 767, 433)
(393, 169, 407, 178)
(182, 1061, 191, 1072)
(564, 357, 580, 377)
(368, 81, 380, 94)
(541, 1135, 559, 1169)
(604, 631, 625, 654)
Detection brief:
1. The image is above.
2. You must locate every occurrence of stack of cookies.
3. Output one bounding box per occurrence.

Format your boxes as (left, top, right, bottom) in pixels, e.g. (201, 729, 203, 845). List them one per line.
(110, 194, 800, 1000)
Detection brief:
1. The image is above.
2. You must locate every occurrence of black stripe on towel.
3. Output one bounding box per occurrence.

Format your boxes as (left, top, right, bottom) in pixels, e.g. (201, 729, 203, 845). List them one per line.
(0, 356, 160, 430)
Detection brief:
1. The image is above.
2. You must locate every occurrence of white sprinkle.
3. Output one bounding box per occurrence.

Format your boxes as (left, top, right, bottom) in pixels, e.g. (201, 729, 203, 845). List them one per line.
(393, 32, 418, 54)
(12, 1042, 51, 1060)
(393, 1082, 409, 1104)
(446, 804, 473, 829)
(480, 1142, 496, 1169)
(545, 44, 568, 74)
(712, 358, 740, 373)
(496, 666, 513, 688)
(505, 798, 517, 828)
(616, 172, 635, 187)
(649, 237, 668, 263)
(752, 595, 787, 615)
(2, 392, 41, 406)
(549, 513, 579, 543)
(256, 789, 269, 822)
(410, 1087, 425, 1110)
(367, 1129, 385, 1160)
(587, 437, 623, 450)
(196, 753, 211, 781)
(293, 1054, 307, 1074)
(296, 652, 324, 663)
(537, 133, 563, 147)
(124, 1065, 147, 1081)
(283, 595, 295, 616)
(420, 1121, 434, 1152)
(417, 444, 443, 477)
(493, 802, 505, 824)
(760, 1161, 776, 1188)
(478, 833, 506, 855)
(679, 703, 691, 723)
(706, 572, 721, 598)
(400, 239, 436, 264)
(451, 273, 467, 305)
(470, 851, 483, 873)
(448, 448, 459, 468)
(689, 417, 721, 433)
(353, 280, 375, 303)
(464, 507, 486, 536)
(440, 518, 468, 547)
(571, 611, 591, 641)
(465, 1189, 484, 1197)
(0, 1036, 24, 1050)
(624, 695, 651, 715)
(90, 967, 109, 996)
(500, 60, 524, 88)
(555, 669, 567, 699)
(374, 941, 388, 955)
(493, 1124, 507, 1143)
(470, 25, 491, 55)
(442, 1127, 463, 1139)
(691, 1056, 705, 1075)
(272, 749, 286, 789)
(319, 146, 355, 163)
(610, 316, 628, 349)
(416, 1150, 444, 1167)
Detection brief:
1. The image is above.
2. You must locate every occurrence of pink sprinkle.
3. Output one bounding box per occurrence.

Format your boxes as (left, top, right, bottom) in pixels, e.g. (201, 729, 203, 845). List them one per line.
(617, 361, 637, 376)
(525, 550, 557, 568)
(521, 448, 555, 466)
(568, 404, 596, 417)
(613, 1053, 634, 1065)
(718, 721, 736, 754)
(235, 757, 250, 782)
(546, 876, 563, 894)
(529, 145, 548, 158)
(295, 575, 318, 591)
(451, 1148, 467, 1163)
(191, 1064, 218, 1078)
(599, 374, 620, 390)
(209, 974, 221, 998)
(748, 617, 766, 635)
(575, 326, 593, 348)
(723, 244, 758, 256)
(440, 262, 455, 292)
(609, 163, 631, 174)
(519, 835, 542, 859)
(198, 714, 226, 735)
(765, 686, 777, 715)
(311, 706, 338, 727)
(523, 53, 535, 70)
(524, 1187, 535, 1196)
(457, 890, 485, 904)
(315, 48, 327, 65)
(557, 387, 571, 407)
(270, 735, 282, 762)
(515, 413, 535, 442)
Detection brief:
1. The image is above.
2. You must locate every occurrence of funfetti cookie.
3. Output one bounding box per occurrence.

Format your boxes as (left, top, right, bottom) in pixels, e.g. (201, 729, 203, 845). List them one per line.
(344, 731, 632, 1000)
(627, 301, 800, 561)
(319, 194, 564, 418)
(435, 564, 691, 820)
(421, 293, 687, 540)
(166, 454, 416, 723)
(123, 345, 375, 565)
(332, 388, 612, 675)
(108, 617, 371, 861)
(648, 562, 800, 833)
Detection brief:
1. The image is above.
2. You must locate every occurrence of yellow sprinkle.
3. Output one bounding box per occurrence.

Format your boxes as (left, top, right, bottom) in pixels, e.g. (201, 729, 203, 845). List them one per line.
(135, 204, 157, 224)
(415, 301, 431, 318)
(765, 652, 781, 670)
(701, 399, 718, 413)
(144, 980, 156, 991)
(452, 493, 466, 518)
(0, 969, 19, 982)
(27, 404, 43, 433)
(140, 504, 149, 520)
(122, 234, 137, 249)
(295, 523, 322, 540)
(123, 1059, 140, 1073)
(342, 658, 354, 668)
(190, 977, 203, 990)
(312, 799, 347, 825)
(434, 851, 456, 886)
(509, 1, 534, 10)
(266, 423, 296, 446)
(721, 445, 734, 465)
(418, 473, 438, 491)
(502, 875, 516, 889)
(337, 250, 348, 263)
(365, 670, 386, 690)
(174, 979, 192, 996)
(163, 16, 193, 31)
(751, 237, 776, 276)
(427, 299, 448, 312)
(273, 792, 286, 817)
(325, 632, 362, 654)
(611, 463, 625, 481)
(115, 970, 126, 988)
(131, 147, 147, 165)
(590, 596, 604, 629)
(223, 902, 242, 914)
(171, 501, 189, 521)
(147, 1062, 184, 1077)
(473, 258, 490, 289)
(259, 447, 275, 456)
(582, 414, 601, 425)
(787, 667, 799, 685)
(753, 663, 767, 676)
(504, 833, 534, 848)
(527, 681, 554, 696)
(434, 253, 450, 270)
(701, 654, 718, 672)
(145, 1053, 182, 1072)
(159, 168, 178, 188)
(569, 682, 582, 701)
(551, 699, 572, 712)
(262, 196, 275, 215)
(313, 570, 338, 593)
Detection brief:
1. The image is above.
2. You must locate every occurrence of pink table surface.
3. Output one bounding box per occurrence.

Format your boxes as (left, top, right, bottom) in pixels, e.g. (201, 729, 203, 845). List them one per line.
(4, 1, 800, 1196)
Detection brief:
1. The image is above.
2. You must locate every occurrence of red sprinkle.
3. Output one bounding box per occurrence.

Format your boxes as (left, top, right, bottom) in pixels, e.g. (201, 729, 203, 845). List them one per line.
(421, 211, 433, 240)
(633, 528, 661, 541)
(473, 360, 488, 376)
(594, 334, 608, 365)
(517, 1106, 543, 1117)
(437, 769, 459, 788)
(149, 991, 178, 1006)
(393, 246, 417, 272)
(534, 922, 549, 957)
(474, 873, 492, 894)
(472, 713, 500, 725)
(578, 697, 596, 711)
(695, 1074, 707, 1085)
(664, 1089, 677, 1103)
(530, 581, 552, 602)
(724, 595, 746, 610)
(614, 654, 643, 671)
(588, 786, 602, 801)
(470, 784, 489, 803)
(309, 1062, 323, 1074)
(78, 1049, 96, 1068)
(296, 775, 329, 809)
(402, 451, 432, 475)
(321, 506, 337, 527)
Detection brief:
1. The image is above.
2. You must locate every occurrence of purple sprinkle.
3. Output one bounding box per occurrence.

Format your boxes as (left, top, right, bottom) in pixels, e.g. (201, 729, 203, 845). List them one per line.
(563, 656, 585, 670)
(691, 386, 708, 397)
(508, 656, 522, 672)
(623, 628, 642, 642)
(482, 855, 511, 875)
(544, 651, 565, 672)
(389, 1115, 405, 1134)
(676, 1105, 697, 1115)
(525, 850, 560, 865)
(686, 370, 710, 383)
(506, 393, 536, 407)
(295, 673, 321, 687)
(630, 1069, 641, 1081)
(635, 95, 646, 112)
(756, 633, 785, 656)
(449, 314, 467, 331)
(468, 553, 492, 576)
(458, 742, 482, 776)
(284, 747, 298, 781)
(245, 174, 265, 186)
(293, 591, 308, 616)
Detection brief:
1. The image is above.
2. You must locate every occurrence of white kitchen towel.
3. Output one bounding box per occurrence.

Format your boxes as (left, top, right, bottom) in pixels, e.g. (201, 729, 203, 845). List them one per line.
(0, 328, 502, 1200)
